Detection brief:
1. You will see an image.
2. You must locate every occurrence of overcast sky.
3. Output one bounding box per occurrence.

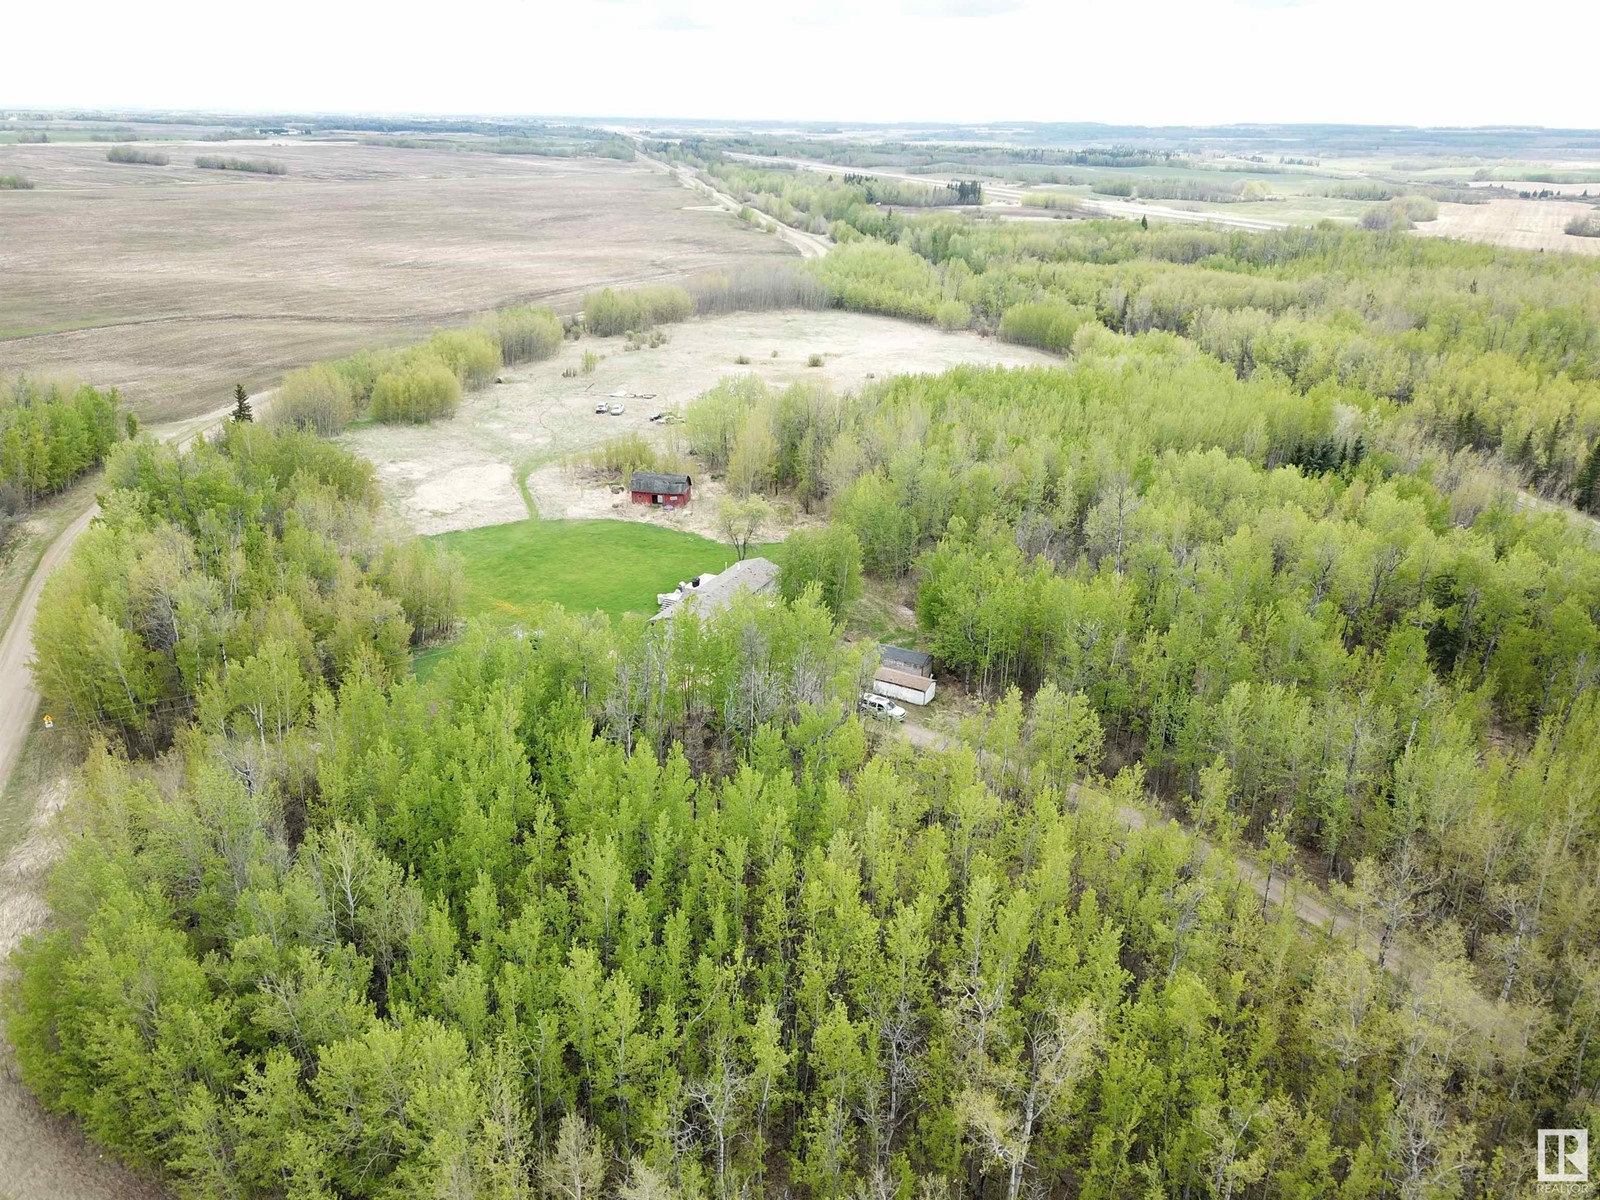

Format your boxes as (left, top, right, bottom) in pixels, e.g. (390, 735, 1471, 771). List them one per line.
(7, 0, 1597, 128)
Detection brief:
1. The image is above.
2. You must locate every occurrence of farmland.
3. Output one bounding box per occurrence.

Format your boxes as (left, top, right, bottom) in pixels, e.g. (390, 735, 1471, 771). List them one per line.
(1418, 196, 1600, 255)
(0, 139, 788, 422)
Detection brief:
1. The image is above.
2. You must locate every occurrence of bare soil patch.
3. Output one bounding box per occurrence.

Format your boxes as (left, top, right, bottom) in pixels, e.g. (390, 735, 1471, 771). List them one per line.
(340, 310, 1060, 537)
(0, 141, 789, 421)
(1416, 198, 1600, 256)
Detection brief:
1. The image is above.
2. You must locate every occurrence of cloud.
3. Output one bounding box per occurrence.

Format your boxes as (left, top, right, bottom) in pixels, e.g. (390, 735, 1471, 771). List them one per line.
(651, 10, 707, 28)
(900, 0, 1027, 14)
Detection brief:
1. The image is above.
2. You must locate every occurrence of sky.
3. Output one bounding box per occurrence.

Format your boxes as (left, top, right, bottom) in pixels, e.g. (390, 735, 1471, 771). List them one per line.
(6, 0, 1598, 128)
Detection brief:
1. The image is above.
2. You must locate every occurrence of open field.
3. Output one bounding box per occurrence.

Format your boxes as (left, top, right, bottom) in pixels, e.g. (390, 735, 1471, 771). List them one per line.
(0, 140, 789, 421)
(437, 519, 757, 624)
(1416, 197, 1600, 255)
(340, 309, 1059, 538)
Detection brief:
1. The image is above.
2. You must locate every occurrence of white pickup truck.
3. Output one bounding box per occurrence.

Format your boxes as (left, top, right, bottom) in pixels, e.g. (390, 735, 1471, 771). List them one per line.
(859, 693, 906, 722)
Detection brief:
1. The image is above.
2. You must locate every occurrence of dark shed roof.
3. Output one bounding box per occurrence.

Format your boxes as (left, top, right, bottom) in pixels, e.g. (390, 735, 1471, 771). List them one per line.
(879, 644, 933, 673)
(630, 471, 693, 494)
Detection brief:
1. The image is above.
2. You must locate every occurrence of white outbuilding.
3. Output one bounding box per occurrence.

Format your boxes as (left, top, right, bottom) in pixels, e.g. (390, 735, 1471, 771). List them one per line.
(872, 664, 936, 707)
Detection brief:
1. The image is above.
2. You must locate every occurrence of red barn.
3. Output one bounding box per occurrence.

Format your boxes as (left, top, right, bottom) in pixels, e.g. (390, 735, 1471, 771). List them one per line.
(629, 471, 693, 507)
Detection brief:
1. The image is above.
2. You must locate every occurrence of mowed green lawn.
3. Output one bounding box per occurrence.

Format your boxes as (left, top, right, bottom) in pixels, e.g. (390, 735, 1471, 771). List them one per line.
(433, 518, 758, 624)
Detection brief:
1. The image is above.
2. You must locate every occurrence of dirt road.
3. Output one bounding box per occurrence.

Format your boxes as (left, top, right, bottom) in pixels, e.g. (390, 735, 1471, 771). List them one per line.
(900, 718, 1419, 981)
(0, 506, 95, 800)
(639, 152, 830, 260)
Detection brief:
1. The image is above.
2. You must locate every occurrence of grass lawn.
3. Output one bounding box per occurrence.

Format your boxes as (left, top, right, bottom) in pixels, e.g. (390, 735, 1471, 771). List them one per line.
(433, 518, 770, 625)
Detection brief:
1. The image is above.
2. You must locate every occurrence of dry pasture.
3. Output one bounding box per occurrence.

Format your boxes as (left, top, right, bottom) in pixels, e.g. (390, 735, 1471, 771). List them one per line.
(340, 310, 1061, 539)
(1416, 198, 1600, 256)
(0, 140, 790, 420)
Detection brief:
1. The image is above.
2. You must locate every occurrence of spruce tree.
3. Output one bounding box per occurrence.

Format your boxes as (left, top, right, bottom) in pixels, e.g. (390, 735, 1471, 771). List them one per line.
(1575, 440, 1600, 514)
(231, 383, 252, 423)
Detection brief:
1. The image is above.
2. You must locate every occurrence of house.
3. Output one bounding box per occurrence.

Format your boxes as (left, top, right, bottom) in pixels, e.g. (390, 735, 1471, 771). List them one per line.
(873, 664, 937, 706)
(630, 471, 692, 507)
(652, 557, 779, 622)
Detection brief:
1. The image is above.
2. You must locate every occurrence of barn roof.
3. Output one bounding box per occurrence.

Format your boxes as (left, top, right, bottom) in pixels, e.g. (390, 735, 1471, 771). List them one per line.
(630, 471, 692, 494)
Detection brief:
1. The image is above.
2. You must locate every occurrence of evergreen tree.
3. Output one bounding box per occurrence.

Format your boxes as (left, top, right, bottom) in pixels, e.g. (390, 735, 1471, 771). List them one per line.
(1575, 439, 1600, 514)
(231, 383, 253, 423)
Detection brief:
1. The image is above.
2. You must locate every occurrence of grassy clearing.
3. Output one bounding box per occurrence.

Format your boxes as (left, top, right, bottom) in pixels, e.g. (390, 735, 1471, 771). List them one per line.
(845, 576, 919, 644)
(433, 517, 764, 624)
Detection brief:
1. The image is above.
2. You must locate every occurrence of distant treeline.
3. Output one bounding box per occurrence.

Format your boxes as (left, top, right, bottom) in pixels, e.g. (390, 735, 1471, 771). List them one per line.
(688, 135, 1185, 174)
(1090, 176, 1270, 203)
(106, 145, 169, 165)
(358, 133, 635, 160)
(194, 155, 288, 174)
(1020, 192, 1086, 212)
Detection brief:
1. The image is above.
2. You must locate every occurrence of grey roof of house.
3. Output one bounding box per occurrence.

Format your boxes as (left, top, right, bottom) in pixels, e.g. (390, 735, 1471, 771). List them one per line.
(879, 645, 933, 673)
(653, 556, 780, 621)
(630, 471, 692, 494)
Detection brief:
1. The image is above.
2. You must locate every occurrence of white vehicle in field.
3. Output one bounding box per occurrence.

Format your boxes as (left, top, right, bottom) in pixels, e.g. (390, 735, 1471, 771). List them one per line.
(595, 401, 609, 413)
(609, 403, 626, 416)
(859, 693, 906, 722)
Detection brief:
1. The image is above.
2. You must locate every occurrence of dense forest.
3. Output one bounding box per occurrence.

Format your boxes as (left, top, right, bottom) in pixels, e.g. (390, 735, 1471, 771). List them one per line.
(674, 138, 1600, 512)
(788, 208, 1600, 512)
(29, 425, 460, 755)
(0, 378, 124, 541)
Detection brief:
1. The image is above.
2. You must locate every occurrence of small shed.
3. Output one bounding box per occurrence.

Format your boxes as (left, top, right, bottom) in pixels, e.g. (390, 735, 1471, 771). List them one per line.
(630, 471, 693, 507)
(879, 645, 933, 675)
(873, 665, 937, 707)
